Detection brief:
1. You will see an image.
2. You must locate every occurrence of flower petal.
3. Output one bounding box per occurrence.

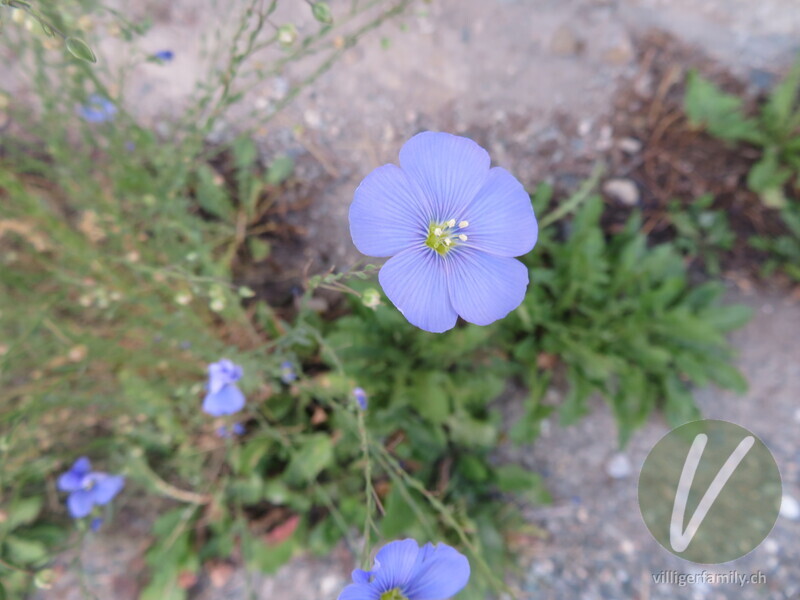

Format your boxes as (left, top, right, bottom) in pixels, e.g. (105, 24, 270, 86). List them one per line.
(351, 569, 372, 584)
(378, 247, 457, 333)
(90, 475, 125, 505)
(208, 359, 242, 394)
(447, 250, 529, 326)
(337, 583, 380, 600)
(67, 490, 94, 519)
(459, 167, 538, 257)
(202, 384, 246, 416)
(399, 132, 490, 222)
(350, 164, 430, 257)
(58, 457, 92, 492)
(58, 470, 84, 492)
(403, 543, 470, 600)
(373, 539, 421, 592)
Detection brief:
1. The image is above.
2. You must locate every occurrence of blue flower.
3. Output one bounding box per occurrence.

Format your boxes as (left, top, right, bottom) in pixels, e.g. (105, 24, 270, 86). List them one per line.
(152, 50, 174, 62)
(202, 359, 245, 416)
(216, 422, 245, 438)
(78, 94, 117, 123)
(280, 360, 296, 383)
(353, 387, 368, 410)
(90, 517, 103, 532)
(338, 539, 470, 600)
(57, 457, 125, 519)
(349, 132, 538, 333)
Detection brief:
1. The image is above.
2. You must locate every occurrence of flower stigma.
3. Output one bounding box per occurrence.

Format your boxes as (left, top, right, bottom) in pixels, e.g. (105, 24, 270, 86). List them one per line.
(425, 218, 469, 256)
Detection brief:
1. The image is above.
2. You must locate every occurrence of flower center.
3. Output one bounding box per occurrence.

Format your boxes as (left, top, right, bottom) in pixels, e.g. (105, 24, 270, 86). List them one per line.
(380, 589, 408, 600)
(424, 218, 469, 256)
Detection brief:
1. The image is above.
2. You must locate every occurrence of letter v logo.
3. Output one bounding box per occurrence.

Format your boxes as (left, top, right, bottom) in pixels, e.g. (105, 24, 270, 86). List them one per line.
(669, 433, 755, 553)
(639, 420, 782, 563)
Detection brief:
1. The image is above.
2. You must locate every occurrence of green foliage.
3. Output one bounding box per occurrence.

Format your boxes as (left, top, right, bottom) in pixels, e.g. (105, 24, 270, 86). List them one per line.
(685, 63, 800, 208)
(749, 204, 800, 280)
(667, 193, 734, 274)
(685, 63, 800, 280)
(501, 185, 750, 445)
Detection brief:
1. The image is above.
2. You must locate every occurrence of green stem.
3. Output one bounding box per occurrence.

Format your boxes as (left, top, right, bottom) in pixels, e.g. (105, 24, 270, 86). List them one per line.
(538, 163, 605, 229)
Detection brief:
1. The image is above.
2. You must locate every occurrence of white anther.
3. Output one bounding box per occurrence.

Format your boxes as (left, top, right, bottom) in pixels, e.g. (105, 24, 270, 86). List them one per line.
(434, 227, 443, 236)
(459, 220, 469, 228)
(447, 219, 456, 228)
(444, 238, 452, 246)
(458, 234, 468, 242)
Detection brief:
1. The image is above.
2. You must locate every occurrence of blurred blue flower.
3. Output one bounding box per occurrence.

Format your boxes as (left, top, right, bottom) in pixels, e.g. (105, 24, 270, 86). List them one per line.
(78, 94, 117, 123)
(57, 457, 125, 519)
(216, 422, 245, 438)
(91, 517, 103, 531)
(349, 131, 538, 333)
(338, 539, 470, 600)
(202, 359, 245, 416)
(280, 360, 296, 383)
(353, 387, 368, 410)
(152, 50, 174, 62)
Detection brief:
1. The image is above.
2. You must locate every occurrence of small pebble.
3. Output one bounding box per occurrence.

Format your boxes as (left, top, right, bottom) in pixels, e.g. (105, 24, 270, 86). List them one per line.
(606, 453, 632, 479)
(603, 178, 640, 206)
(618, 137, 643, 154)
(779, 494, 800, 521)
(551, 25, 583, 57)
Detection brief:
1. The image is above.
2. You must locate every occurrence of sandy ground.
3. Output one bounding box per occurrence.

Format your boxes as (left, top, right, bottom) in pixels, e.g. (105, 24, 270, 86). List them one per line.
(8, 0, 800, 598)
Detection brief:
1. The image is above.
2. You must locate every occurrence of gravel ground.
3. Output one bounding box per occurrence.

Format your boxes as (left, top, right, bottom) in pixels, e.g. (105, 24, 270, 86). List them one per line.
(501, 288, 800, 600)
(10, 0, 800, 598)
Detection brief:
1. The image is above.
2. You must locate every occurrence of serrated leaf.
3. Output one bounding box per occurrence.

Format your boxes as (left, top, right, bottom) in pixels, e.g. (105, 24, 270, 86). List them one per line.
(747, 149, 791, 198)
(684, 70, 763, 143)
(763, 59, 800, 130)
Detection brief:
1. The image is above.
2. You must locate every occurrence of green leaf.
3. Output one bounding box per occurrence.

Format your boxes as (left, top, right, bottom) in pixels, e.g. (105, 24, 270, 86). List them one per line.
(494, 465, 551, 504)
(248, 237, 271, 261)
(684, 70, 763, 144)
(65, 38, 97, 63)
(380, 485, 418, 538)
(265, 155, 294, 185)
(245, 531, 295, 573)
(285, 434, 333, 484)
(747, 149, 791, 200)
(4, 496, 43, 531)
(232, 137, 258, 173)
(409, 371, 451, 424)
(763, 59, 800, 131)
(195, 165, 233, 220)
(311, 2, 333, 24)
(445, 412, 497, 448)
(4, 535, 47, 565)
(701, 303, 753, 332)
(707, 360, 748, 393)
